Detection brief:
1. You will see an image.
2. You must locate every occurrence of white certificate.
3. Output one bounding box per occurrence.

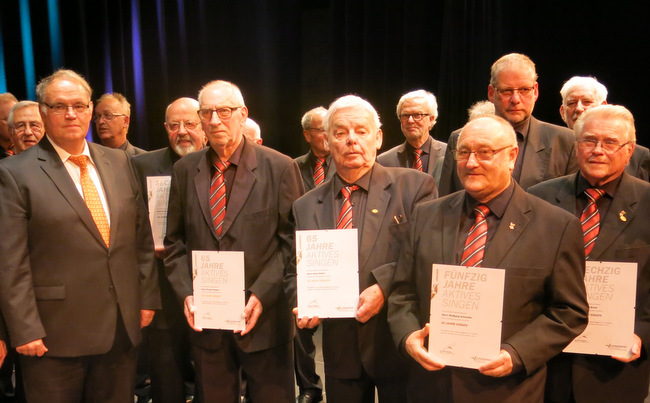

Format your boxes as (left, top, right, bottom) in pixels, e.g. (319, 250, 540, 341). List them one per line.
(192, 250, 245, 331)
(428, 264, 505, 369)
(564, 261, 637, 355)
(146, 176, 172, 250)
(296, 229, 359, 318)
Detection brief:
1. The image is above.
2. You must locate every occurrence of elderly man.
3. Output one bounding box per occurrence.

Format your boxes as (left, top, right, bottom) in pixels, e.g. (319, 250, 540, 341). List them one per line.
(438, 53, 578, 196)
(529, 105, 650, 403)
(8, 101, 44, 154)
(164, 80, 303, 402)
(0, 69, 159, 402)
(388, 114, 588, 402)
(0, 93, 18, 158)
(132, 97, 206, 403)
(291, 95, 437, 402)
(243, 118, 263, 145)
(295, 106, 336, 191)
(94, 92, 146, 155)
(377, 90, 447, 185)
(559, 76, 650, 181)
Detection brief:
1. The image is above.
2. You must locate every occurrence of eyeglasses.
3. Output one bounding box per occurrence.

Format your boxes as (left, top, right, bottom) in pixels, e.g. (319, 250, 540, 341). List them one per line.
(399, 113, 430, 122)
(454, 145, 511, 161)
(167, 121, 200, 131)
(93, 113, 127, 122)
(307, 127, 326, 133)
(43, 102, 91, 115)
(13, 121, 43, 133)
(494, 87, 535, 98)
(577, 138, 632, 153)
(198, 107, 240, 121)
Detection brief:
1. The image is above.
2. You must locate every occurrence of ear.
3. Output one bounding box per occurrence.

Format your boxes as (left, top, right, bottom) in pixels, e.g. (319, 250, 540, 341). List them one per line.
(375, 128, 383, 150)
(429, 116, 437, 131)
(508, 145, 519, 172)
(533, 82, 539, 102)
(303, 130, 311, 143)
(487, 84, 495, 103)
(123, 115, 130, 128)
(559, 105, 567, 124)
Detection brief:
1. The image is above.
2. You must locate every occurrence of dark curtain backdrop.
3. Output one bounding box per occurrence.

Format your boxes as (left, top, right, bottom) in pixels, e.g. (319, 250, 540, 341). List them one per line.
(1, 0, 648, 157)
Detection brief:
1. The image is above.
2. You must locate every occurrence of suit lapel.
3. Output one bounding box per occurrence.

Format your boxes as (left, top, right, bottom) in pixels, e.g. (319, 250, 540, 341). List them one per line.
(221, 142, 257, 236)
(193, 150, 218, 239)
(554, 173, 580, 215)
(426, 138, 442, 175)
(396, 143, 409, 167)
(441, 192, 464, 264)
(358, 167, 391, 269)
(89, 143, 116, 248)
(519, 117, 548, 188)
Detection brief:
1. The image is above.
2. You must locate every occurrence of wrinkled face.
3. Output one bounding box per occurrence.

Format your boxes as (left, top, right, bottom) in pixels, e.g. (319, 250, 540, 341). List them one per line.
(328, 106, 382, 175)
(303, 111, 329, 157)
(561, 87, 602, 129)
(399, 97, 436, 143)
(165, 102, 205, 157)
(0, 100, 17, 144)
(199, 85, 247, 152)
(488, 68, 539, 127)
(457, 118, 518, 203)
(11, 105, 44, 152)
(40, 78, 93, 151)
(94, 98, 129, 146)
(576, 118, 634, 186)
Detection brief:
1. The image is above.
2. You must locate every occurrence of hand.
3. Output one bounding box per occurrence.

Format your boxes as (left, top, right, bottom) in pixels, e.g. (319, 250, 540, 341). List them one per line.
(16, 339, 48, 357)
(356, 284, 384, 323)
(0, 340, 6, 366)
(140, 309, 155, 328)
(405, 324, 445, 371)
(184, 295, 203, 332)
(612, 334, 642, 363)
(293, 307, 322, 329)
(479, 349, 513, 377)
(238, 294, 263, 336)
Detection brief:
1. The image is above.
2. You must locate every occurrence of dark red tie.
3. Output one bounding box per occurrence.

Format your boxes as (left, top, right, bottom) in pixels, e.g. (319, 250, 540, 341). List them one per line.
(314, 158, 325, 186)
(210, 161, 230, 236)
(413, 149, 423, 172)
(581, 188, 604, 259)
(461, 204, 490, 267)
(336, 185, 359, 229)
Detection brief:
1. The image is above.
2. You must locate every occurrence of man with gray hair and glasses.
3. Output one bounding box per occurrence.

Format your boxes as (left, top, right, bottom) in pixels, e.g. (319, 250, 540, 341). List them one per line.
(94, 92, 146, 156)
(8, 101, 44, 154)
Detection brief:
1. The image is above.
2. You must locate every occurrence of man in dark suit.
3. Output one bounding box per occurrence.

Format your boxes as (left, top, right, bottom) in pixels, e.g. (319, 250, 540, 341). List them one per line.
(0, 69, 160, 402)
(388, 114, 588, 403)
(164, 80, 303, 402)
(291, 95, 437, 402)
(0, 93, 17, 159)
(558, 75, 650, 181)
(438, 53, 578, 196)
(132, 97, 206, 403)
(94, 92, 146, 156)
(377, 89, 447, 185)
(529, 105, 650, 403)
(295, 106, 336, 191)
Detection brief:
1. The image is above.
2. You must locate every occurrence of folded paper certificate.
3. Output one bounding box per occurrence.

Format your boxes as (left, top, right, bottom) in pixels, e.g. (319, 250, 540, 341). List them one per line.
(146, 176, 172, 250)
(296, 229, 359, 318)
(564, 261, 637, 355)
(428, 264, 505, 369)
(192, 250, 245, 331)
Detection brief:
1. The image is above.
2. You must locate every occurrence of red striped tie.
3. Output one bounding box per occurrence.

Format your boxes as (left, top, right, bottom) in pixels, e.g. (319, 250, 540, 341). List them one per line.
(210, 161, 230, 236)
(581, 188, 604, 259)
(314, 158, 325, 186)
(461, 204, 490, 267)
(413, 149, 423, 172)
(336, 185, 359, 229)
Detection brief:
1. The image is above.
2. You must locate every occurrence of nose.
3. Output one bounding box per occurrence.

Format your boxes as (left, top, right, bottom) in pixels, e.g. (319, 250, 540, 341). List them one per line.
(465, 151, 481, 168)
(510, 91, 522, 103)
(209, 111, 221, 125)
(65, 107, 78, 118)
(345, 130, 358, 145)
(178, 122, 189, 135)
(576, 100, 586, 112)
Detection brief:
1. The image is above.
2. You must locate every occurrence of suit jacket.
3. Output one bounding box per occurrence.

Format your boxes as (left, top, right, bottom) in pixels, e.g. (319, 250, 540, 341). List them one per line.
(290, 164, 436, 379)
(438, 117, 578, 196)
(0, 137, 159, 357)
(121, 140, 147, 157)
(388, 184, 588, 403)
(164, 139, 304, 353)
(132, 147, 183, 330)
(377, 136, 447, 186)
(628, 144, 650, 182)
(294, 150, 336, 191)
(529, 172, 650, 402)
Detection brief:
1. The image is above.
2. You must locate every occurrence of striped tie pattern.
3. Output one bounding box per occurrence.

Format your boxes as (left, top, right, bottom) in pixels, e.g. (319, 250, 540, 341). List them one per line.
(336, 185, 359, 229)
(314, 157, 325, 186)
(581, 188, 604, 259)
(413, 149, 423, 172)
(210, 161, 231, 236)
(68, 155, 110, 247)
(461, 204, 490, 267)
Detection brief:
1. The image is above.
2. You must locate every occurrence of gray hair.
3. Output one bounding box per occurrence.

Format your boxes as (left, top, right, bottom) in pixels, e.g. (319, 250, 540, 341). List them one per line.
(396, 89, 438, 119)
(560, 76, 608, 105)
(574, 104, 636, 143)
(36, 69, 92, 112)
(301, 106, 327, 130)
(197, 80, 245, 107)
(7, 101, 39, 128)
(96, 92, 131, 116)
(490, 53, 538, 87)
(467, 100, 495, 120)
(324, 95, 381, 133)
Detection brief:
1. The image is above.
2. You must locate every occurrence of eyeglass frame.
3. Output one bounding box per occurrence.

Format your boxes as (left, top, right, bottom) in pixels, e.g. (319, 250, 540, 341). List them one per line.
(398, 113, 430, 122)
(42, 102, 91, 115)
(493, 86, 536, 98)
(93, 112, 127, 122)
(197, 107, 241, 121)
(576, 137, 632, 154)
(166, 121, 201, 131)
(453, 145, 513, 161)
(12, 121, 43, 133)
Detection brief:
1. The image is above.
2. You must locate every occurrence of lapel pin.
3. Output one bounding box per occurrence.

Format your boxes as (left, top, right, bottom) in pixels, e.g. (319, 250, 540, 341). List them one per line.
(372, 209, 379, 214)
(509, 222, 516, 230)
(619, 211, 627, 222)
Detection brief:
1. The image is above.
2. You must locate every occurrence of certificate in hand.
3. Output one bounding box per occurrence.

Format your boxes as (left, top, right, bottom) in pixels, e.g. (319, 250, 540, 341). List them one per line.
(296, 229, 359, 318)
(428, 264, 505, 369)
(192, 250, 245, 331)
(146, 176, 172, 249)
(564, 261, 637, 355)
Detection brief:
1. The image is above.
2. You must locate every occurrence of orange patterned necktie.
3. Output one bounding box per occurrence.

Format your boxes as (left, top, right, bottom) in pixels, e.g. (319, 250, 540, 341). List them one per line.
(68, 155, 110, 247)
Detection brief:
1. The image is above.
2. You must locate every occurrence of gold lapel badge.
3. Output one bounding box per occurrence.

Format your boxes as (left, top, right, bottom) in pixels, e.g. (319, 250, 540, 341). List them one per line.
(619, 211, 627, 222)
(509, 222, 516, 230)
(372, 209, 379, 214)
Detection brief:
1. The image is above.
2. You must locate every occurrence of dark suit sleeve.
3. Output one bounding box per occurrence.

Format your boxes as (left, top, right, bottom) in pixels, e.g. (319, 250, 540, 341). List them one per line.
(438, 131, 460, 197)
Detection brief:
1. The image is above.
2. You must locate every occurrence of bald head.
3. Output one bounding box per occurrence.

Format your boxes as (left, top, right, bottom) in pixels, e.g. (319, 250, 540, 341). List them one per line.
(164, 97, 205, 157)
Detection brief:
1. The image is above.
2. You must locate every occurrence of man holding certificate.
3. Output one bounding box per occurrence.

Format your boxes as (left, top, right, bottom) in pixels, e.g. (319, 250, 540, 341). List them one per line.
(388, 114, 588, 402)
(529, 105, 650, 403)
(164, 80, 304, 402)
(290, 95, 437, 402)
